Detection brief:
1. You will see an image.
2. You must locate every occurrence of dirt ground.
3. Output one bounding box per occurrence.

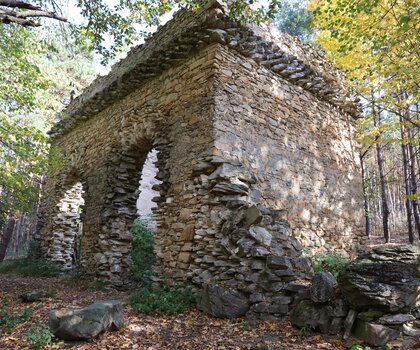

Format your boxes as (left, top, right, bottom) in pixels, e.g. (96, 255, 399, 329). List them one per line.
(0, 274, 354, 350)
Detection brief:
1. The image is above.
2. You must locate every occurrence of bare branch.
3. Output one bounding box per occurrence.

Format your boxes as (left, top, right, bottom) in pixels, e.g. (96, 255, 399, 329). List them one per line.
(0, 1, 67, 26)
(0, 0, 41, 11)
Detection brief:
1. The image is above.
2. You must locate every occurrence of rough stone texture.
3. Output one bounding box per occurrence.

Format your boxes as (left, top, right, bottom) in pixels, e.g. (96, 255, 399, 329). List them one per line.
(352, 319, 401, 347)
(343, 309, 358, 340)
(37, 0, 363, 310)
(49, 300, 124, 341)
(338, 245, 420, 312)
(197, 283, 250, 318)
(310, 272, 336, 303)
(290, 300, 332, 334)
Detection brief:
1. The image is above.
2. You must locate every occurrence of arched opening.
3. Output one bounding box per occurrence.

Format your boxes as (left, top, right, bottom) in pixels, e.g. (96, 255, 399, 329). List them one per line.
(131, 148, 163, 283)
(49, 180, 85, 270)
(136, 148, 162, 229)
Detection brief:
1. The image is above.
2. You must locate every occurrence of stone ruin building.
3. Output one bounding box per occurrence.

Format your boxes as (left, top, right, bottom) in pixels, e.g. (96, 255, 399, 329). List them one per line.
(37, 1, 364, 318)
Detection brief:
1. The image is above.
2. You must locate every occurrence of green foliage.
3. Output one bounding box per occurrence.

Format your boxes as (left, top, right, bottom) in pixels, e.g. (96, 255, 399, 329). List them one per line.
(311, 252, 350, 277)
(275, 0, 314, 42)
(62, 269, 108, 291)
(0, 258, 62, 277)
(130, 284, 196, 315)
(24, 325, 54, 350)
(0, 305, 32, 334)
(75, 0, 286, 63)
(308, 0, 419, 113)
(299, 324, 315, 334)
(0, 24, 95, 223)
(349, 345, 372, 350)
(130, 218, 156, 285)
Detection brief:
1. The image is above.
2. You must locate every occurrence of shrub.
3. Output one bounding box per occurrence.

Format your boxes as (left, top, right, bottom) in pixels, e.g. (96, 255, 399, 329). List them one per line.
(312, 252, 350, 277)
(130, 284, 196, 314)
(131, 218, 155, 285)
(0, 258, 62, 277)
(0, 306, 32, 334)
(24, 325, 54, 349)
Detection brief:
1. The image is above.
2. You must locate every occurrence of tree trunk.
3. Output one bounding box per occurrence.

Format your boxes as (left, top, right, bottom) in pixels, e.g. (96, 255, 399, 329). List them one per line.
(360, 150, 372, 238)
(407, 127, 420, 238)
(373, 102, 390, 242)
(0, 217, 16, 262)
(400, 115, 414, 243)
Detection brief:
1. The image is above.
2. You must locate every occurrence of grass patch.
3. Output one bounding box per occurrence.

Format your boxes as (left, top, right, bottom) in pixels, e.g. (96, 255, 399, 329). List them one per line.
(0, 258, 62, 277)
(131, 218, 155, 286)
(130, 284, 196, 315)
(312, 252, 350, 277)
(24, 325, 54, 350)
(0, 305, 32, 334)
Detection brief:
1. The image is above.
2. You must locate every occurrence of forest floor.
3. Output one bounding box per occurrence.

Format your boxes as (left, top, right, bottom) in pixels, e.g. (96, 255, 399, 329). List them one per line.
(0, 274, 356, 350)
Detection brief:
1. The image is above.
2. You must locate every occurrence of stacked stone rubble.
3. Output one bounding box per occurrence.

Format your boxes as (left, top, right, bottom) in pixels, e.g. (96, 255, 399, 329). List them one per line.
(42, 182, 84, 270)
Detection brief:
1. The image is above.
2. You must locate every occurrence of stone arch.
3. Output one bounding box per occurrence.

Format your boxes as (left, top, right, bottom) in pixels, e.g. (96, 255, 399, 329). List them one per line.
(94, 121, 172, 286)
(40, 170, 86, 270)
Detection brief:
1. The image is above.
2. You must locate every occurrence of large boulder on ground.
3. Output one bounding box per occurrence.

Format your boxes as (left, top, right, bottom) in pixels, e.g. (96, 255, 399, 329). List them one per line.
(352, 319, 401, 347)
(197, 284, 250, 318)
(338, 245, 420, 312)
(49, 300, 124, 340)
(290, 300, 332, 334)
(310, 272, 337, 303)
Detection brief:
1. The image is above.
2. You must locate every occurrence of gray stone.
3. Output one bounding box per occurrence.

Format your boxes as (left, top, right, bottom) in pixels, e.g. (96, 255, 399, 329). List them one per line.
(338, 245, 420, 312)
(251, 246, 270, 257)
(352, 319, 401, 347)
(310, 272, 336, 303)
(343, 309, 358, 340)
(290, 300, 330, 334)
(197, 284, 250, 318)
(266, 256, 291, 269)
(49, 300, 124, 341)
(20, 291, 52, 303)
(329, 317, 344, 335)
(245, 205, 263, 226)
(357, 309, 384, 321)
(237, 237, 255, 256)
(250, 302, 288, 315)
(248, 226, 272, 246)
(377, 314, 416, 325)
(403, 323, 420, 337)
(249, 293, 265, 303)
(326, 298, 348, 317)
(285, 280, 310, 293)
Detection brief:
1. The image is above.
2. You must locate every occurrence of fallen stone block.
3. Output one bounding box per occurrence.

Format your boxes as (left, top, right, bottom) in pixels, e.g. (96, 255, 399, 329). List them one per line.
(49, 300, 124, 340)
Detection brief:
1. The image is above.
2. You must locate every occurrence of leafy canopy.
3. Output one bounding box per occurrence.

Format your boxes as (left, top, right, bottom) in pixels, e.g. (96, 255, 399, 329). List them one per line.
(308, 0, 419, 113)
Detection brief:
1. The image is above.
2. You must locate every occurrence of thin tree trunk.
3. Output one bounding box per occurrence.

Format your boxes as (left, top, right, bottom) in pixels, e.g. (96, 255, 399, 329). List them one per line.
(373, 100, 390, 242)
(0, 217, 15, 262)
(407, 128, 420, 238)
(400, 115, 414, 243)
(360, 150, 372, 238)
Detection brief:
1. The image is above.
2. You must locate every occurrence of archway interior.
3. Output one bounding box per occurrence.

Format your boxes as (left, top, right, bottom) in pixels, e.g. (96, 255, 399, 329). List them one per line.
(136, 149, 162, 229)
(53, 181, 85, 269)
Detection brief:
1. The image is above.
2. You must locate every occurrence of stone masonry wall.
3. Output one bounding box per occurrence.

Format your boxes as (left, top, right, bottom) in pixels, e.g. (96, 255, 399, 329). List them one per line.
(212, 45, 364, 253)
(39, 44, 219, 286)
(38, 2, 364, 317)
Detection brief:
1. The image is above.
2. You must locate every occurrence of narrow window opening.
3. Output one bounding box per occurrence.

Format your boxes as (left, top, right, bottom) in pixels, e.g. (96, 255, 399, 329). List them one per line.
(136, 149, 161, 229)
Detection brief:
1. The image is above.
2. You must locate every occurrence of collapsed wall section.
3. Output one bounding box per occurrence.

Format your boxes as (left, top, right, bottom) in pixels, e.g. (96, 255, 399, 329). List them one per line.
(189, 44, 364, 320)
